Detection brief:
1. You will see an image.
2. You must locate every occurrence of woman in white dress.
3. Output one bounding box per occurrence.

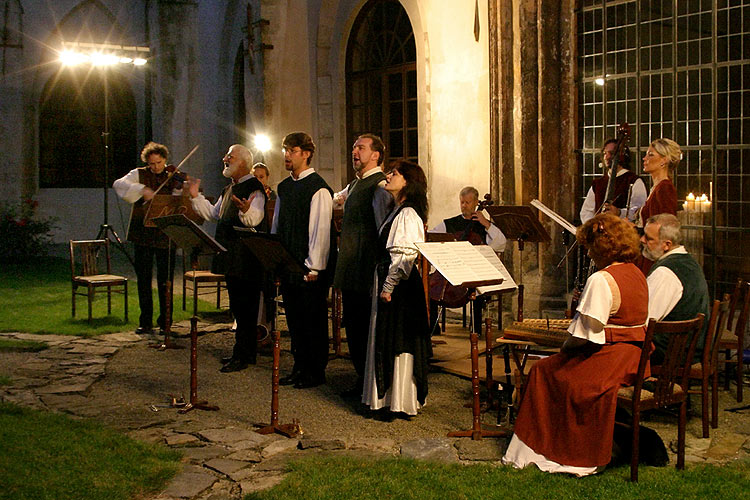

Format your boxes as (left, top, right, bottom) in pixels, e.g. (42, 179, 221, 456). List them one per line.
(362, 160, 430, 416)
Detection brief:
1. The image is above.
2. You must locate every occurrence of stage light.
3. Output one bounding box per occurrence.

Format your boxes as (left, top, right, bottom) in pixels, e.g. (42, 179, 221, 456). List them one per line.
(59, 50, 89, 66)
(90, 53, 119, 66)
(59, 42, 150, 67)
(254, 134, 272, 153)
(595, 77, 605, 86)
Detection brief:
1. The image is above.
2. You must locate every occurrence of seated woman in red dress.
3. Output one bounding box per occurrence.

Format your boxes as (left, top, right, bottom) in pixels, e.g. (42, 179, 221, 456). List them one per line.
(503, 214, 648, 476)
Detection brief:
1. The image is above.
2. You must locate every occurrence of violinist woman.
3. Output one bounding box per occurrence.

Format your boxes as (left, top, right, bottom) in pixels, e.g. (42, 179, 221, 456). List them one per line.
(114, 142, 184, 335)
(362, 160, 431, 417)
(503, 214, 647, 476)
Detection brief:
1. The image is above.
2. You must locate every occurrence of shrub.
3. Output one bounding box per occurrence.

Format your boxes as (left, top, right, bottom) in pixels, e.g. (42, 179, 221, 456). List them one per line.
(0, 198, 58, 262)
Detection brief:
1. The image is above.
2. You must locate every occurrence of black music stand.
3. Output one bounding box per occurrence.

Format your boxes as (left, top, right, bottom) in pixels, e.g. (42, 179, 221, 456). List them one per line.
(485, 205, 550, 425)
(153, 214, 225, 413)
(238, 230, 306, 438)
(486, 206, 550, 318)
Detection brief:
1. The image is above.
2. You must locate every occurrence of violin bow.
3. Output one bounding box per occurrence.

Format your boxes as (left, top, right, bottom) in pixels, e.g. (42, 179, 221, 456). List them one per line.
(151, 144, 200, 196)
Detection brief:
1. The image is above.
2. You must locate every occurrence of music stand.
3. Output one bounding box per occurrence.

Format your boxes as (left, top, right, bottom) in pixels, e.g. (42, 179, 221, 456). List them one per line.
(153, 214, 226, 413)
(330, 208, 345, 359)
(485, 206, 550, 322)
(485, 205, 550, 425)
(422, 232, 457, 339)
(238, 230, 306, 438)
(417, 242, 506, 440)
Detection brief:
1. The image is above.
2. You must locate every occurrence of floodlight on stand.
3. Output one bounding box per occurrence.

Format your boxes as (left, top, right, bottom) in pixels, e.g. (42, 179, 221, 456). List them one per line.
(56, 40, 150, 266)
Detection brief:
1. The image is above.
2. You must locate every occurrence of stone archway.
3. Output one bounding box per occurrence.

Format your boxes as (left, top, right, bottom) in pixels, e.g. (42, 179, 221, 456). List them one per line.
(345, 0, 417, 183)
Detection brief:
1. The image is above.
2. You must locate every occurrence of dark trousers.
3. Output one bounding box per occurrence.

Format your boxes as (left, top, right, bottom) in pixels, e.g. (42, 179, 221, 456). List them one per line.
(226, 275, 261, 362)
(281, 277, 329, 380)
(134, 244, 175, 330)
(341, 289, 372, 381)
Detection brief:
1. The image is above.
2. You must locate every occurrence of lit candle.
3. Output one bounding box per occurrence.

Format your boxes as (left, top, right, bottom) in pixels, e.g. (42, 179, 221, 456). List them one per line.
(686, 192, 696, 212)
(700, 194, 710, 213)
(709, 181, 713, 202)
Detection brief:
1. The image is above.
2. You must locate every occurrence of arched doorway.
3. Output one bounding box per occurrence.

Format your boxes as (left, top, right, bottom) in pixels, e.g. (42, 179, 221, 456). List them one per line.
(39, 68, 136, 188)
(346, 0, 417, 183)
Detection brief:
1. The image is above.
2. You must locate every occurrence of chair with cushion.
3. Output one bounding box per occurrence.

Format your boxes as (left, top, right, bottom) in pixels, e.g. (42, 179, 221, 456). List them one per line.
(616, 314, 705, 482)
(687, 299, 728, 438)
(720, 279, 749, 402)
(70, 239, 128, 322)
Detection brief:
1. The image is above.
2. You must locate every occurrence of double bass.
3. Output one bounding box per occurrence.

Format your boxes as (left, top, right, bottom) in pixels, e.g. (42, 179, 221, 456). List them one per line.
(568, 123, 630, 316)
(428, 194, 494, 308)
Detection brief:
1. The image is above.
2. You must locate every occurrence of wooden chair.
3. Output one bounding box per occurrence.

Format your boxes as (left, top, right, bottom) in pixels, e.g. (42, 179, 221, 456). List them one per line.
(182, 252, 226, 316)
(70, 239, 128, 322)
(719, 279, 749, 403)
(616, 314, 705, 482)
(687, 299, 728, 438)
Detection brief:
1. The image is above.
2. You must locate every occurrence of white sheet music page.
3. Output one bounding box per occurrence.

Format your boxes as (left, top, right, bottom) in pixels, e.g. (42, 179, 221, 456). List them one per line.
(416, 241, 504, 286)
(530, 199, 578, 235)
(474, 245, 517, 295)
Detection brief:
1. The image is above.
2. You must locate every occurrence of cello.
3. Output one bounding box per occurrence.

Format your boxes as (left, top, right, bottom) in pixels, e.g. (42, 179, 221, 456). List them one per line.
(428, 194, 494, 308)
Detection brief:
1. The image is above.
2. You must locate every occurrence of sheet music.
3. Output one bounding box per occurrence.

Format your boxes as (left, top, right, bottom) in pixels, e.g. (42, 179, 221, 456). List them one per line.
(416, 241, 504, 287)
(530, 199, 578, 235)
(475, 245, 517, 295)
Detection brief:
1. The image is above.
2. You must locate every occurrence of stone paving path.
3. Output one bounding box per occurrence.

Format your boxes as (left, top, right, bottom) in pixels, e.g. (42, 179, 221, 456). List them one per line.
(1, 328, 749, 499)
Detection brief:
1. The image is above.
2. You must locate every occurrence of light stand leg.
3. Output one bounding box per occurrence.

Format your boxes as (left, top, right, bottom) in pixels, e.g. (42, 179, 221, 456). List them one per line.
(96, 70, 133, 265)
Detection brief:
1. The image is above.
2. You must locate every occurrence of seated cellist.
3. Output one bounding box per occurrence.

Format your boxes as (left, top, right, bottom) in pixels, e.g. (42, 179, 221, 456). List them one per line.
(428, 186, 506, 334)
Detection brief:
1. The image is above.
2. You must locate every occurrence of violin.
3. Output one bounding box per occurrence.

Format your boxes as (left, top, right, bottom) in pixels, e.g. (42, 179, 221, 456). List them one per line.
(429, 194, 494, 308)
(165, 164, 188, 183)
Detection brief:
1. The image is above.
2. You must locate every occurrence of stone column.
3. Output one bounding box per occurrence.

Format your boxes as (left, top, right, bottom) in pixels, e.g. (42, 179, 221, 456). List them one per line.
(152, 0, 200, 157)
(491, 0, 577, 318)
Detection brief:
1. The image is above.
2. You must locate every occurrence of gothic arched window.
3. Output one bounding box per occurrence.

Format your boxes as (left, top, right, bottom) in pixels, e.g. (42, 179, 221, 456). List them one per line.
(346, 0, 417, 180)
(39, 69, 136, 188)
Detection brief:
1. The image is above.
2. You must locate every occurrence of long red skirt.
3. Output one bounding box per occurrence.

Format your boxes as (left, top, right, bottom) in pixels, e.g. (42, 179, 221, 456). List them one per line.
(513, 343, 643, 468)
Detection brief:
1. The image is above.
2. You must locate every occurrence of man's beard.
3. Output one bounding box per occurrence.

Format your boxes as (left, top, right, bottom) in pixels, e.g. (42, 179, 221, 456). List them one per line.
(222, 163, 236, 178)
(642, 245, 664, 261)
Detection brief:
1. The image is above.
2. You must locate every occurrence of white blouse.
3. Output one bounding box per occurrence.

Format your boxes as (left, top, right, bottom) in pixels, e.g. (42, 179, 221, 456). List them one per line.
(567, 270, 615, 345)
(380, 206, 424, 294)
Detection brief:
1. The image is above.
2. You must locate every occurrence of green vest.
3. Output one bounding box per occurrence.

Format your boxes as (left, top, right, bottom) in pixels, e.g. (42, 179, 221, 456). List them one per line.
(649, 251, 710, 363)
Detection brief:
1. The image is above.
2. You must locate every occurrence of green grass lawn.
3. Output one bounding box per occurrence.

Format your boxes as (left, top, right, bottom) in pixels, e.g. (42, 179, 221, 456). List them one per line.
(0, 338, 48, 352)
(0, 402, 181, 500)
(246, 455, 750, 500)
(0, 257, 207, 336)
